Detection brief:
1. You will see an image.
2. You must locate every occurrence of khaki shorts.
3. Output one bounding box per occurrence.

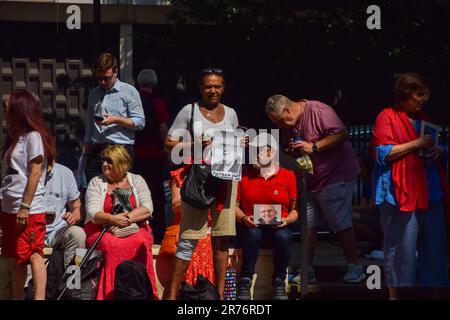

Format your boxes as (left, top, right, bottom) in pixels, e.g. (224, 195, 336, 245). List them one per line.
(179, 180, 237, 240)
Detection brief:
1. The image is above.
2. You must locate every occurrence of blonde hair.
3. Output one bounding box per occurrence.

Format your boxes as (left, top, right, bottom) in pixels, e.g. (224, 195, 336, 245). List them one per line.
(101, 145, 131, 178)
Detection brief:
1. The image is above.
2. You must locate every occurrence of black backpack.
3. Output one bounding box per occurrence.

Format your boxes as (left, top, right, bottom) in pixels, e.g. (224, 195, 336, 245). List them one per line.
(58, 253, 103, 300)
(177, 275, 220, 300)
(114, 260, 154, 300)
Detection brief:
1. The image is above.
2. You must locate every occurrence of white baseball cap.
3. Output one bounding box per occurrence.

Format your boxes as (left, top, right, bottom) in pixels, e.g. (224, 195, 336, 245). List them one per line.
(249, 132, 279, 153)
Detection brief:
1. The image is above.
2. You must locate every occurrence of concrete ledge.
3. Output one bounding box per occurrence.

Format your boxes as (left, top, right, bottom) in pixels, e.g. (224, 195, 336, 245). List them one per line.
(151, 247, 282, 300)
(0, 245, 284, 300)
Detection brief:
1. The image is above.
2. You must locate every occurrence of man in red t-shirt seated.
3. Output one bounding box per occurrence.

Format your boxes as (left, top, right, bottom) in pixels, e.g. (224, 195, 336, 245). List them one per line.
(235, 141, 299, 300)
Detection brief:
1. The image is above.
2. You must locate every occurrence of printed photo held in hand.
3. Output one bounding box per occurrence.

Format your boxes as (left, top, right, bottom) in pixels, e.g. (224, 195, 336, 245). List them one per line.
(254, 204, 282, 225)
(419, 121, 441, 156)
(169, 125, 281, 169)
(211, 130, 244, 181)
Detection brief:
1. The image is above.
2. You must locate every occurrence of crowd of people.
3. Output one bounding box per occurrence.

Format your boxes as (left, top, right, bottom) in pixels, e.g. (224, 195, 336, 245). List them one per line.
(0, 52, 448, 300)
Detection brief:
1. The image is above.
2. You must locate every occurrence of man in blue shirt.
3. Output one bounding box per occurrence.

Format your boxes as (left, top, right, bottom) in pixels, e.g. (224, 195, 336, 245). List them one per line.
(84, 53, 145, 182)
(45, 162, 85, 268)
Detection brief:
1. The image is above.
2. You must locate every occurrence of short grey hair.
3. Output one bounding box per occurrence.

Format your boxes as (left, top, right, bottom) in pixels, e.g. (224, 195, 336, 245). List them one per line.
(137, 69, 158, 88)
(265, 94, 292, 115)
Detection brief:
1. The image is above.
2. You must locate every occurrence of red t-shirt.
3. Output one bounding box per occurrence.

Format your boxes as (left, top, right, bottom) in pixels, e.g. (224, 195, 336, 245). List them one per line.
(237, 167, 297, 218)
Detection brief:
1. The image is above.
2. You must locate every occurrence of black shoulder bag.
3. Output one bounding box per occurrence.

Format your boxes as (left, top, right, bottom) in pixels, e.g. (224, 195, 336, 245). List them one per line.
(180, 103, 221, 209)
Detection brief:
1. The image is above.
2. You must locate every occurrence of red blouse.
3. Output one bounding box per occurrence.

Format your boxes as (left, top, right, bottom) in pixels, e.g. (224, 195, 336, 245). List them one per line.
(103, 192, 137, 213)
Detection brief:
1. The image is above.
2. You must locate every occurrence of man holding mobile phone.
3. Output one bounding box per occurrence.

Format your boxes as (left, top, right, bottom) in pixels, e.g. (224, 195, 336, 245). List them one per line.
(84, 53, 145, 182)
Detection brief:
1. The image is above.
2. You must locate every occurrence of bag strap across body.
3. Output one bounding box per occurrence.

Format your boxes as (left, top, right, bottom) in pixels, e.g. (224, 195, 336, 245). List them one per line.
(189, 102, 196, 161)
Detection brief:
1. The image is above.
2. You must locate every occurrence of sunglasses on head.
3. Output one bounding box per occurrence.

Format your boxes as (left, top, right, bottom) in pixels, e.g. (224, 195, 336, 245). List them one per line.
(102, 157, 113, 164)
(96, 74, 114, 82)
(201, 67, 224, 75)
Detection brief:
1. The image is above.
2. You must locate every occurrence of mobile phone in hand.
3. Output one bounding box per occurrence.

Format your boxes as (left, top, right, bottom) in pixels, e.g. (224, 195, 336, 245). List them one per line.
(94, 115, 104, 122)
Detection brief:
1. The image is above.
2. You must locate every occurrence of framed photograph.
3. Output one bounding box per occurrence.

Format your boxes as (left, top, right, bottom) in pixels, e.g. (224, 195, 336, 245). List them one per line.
(211, 130, 243, 181)
(253, 204, 282, 225)
(420, 120, 440, 145)
(420, 120, 441, 155)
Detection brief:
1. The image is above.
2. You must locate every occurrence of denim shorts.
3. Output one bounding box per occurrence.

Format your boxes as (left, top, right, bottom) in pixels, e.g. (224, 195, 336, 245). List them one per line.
(306, 180, 356, 232)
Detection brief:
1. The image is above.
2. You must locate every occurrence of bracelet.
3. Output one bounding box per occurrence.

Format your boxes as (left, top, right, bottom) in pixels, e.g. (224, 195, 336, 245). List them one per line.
(20, 202, 31, 210)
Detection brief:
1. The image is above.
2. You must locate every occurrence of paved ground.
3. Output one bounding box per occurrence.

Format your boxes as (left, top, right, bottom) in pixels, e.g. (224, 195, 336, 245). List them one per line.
(288, 241, 450, 300)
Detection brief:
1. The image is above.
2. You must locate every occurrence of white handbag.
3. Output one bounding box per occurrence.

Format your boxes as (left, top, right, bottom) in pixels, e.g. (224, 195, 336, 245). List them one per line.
(111, 223, 140, 238)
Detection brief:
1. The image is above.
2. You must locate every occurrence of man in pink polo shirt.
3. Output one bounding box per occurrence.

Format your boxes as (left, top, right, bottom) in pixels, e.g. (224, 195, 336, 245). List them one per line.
(265, 94, 364, 284)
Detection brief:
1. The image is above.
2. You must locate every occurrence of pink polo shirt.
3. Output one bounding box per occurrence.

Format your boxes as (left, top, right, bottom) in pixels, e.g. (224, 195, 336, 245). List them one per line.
(285, 100, 359, 193)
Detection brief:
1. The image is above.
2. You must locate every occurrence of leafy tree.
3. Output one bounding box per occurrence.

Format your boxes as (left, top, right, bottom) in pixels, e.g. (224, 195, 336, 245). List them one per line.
(134, 1, 450, 126)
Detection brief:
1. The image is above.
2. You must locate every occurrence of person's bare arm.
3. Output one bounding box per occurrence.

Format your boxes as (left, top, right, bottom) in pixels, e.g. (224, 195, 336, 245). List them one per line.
(285, 209, 299, 224)
(235, 205, 257, 228)
(64, 198, 82, 225)
(171, 182, 181, 215)
(292, 128, 349, 155)
(17, 156, 43, 227)
(276, 199, 299, 228)
(386, 135, 433, 161)
(93, 211, 131, 228)
(164, 136, 210, 152)
(164, 136, 187, 152)
(21, 157, 43, 206)
(125, 206, 150, 224)
(316, 128, 349, 152)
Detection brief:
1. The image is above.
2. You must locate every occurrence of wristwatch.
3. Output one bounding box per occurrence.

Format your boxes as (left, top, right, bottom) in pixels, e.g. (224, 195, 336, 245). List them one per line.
(312, 143, 319, 153)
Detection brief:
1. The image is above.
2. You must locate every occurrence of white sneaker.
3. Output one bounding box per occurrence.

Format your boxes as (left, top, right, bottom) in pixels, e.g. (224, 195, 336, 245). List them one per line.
(291, 267, 317, 284)
(342, 264, 366, 283)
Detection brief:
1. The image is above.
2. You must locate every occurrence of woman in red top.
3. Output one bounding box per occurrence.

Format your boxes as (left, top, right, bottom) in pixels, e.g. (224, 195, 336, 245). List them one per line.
(235, 143, 298, 300)
(372, 73, 449, 299)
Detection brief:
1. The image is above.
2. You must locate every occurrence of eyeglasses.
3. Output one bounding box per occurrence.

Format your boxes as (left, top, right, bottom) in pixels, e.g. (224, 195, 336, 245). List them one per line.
(102, 157, 113, 165)
(96, 75, 114, 82)
(201, 67, 224, 75)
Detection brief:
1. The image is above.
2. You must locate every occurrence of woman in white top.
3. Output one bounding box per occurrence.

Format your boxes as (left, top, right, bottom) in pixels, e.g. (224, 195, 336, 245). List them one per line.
(164, 68, 240, 300)
(0, 90, 55, 300)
